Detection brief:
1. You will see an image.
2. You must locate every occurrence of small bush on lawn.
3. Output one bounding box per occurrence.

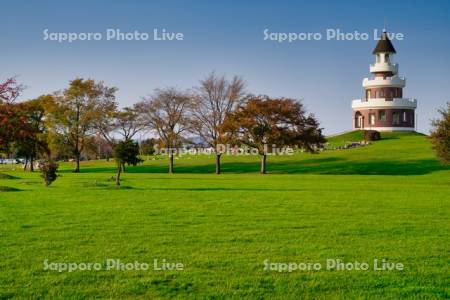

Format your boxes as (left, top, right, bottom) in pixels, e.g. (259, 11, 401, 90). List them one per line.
(39, 161, 59, 186)
(364, 130, 381, 141)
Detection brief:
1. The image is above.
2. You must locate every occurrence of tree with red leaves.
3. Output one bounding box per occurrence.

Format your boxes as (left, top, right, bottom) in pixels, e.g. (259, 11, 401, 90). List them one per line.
(0, 78, 25, 152)
(0, 77, 24, 104)
(12, 97, 50, 171)
(222, 96, 326, 174)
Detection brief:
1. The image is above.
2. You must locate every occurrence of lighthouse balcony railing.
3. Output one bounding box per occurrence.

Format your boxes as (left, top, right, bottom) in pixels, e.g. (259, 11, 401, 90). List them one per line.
(369, 63, 398, 74)
(352, 98, 417, 109)
(363, 76, 405, 88)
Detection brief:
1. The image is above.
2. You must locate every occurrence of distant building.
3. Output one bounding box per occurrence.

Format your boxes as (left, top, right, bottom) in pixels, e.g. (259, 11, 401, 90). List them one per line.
(351, 31, 417, 131)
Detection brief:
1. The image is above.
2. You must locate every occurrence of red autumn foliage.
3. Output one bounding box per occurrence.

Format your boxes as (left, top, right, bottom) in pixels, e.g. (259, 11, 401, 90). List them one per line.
(221, 96, 326, 173)
(0, 77, 23, 104)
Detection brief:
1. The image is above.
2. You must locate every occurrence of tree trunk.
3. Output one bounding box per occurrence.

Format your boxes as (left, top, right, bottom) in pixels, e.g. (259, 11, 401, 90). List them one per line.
(30, 157, 34, 172)
(74, 152, 81, 173)
(23, 158, 28, 171)
(121, 162, 126, 173)
(215, 153, 221, 174)
(260, 154, 267, 174)
(169, 153, 174, 174)
(116, 164, 121, 187)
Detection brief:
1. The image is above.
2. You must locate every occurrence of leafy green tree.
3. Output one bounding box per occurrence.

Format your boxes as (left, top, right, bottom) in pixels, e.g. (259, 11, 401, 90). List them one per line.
(113, 139, 142, 186)
(139, 138, 157, 155)
(45, 78, 118, 172)
(430, 102, 450, 165)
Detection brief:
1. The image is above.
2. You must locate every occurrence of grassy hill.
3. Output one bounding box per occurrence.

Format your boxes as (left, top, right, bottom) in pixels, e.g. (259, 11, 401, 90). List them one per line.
(326, 130, 367, 147)
(42, 131, 442, 176)
(0, 132, 449, 299)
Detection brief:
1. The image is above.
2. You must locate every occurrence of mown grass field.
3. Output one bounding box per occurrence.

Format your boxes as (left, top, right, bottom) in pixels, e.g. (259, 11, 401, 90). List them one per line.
(0, 132, 449, 299)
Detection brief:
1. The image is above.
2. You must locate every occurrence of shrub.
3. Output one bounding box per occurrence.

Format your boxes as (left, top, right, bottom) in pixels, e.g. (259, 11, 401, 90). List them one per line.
(113, 139, 143, 186)
(430, 102, 450, 165)
(39, 161, 59, 186)
(364, 130, 381, 141)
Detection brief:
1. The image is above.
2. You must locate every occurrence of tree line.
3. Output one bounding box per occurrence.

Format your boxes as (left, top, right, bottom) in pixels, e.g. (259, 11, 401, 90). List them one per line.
(0, 73, 326, 182)
(2, 74, 448, 186)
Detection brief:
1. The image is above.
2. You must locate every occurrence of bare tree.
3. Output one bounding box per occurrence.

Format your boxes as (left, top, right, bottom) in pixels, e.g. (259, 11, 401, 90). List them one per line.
(95, 104, 146, 171)
(96, 104, 145, 145)
(138, 88, 191, 173)
(115, 105, 146, 141)
(190, 72, 246, 174)
(95, 105, 118, 147)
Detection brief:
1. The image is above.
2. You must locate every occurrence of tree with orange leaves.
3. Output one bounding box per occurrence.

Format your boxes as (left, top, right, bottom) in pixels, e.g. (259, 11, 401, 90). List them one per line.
(222, 96, 325, 174)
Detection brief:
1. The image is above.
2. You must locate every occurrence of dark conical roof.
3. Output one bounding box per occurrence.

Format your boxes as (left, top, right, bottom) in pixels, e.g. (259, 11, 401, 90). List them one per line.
(372, 31, 396, 54)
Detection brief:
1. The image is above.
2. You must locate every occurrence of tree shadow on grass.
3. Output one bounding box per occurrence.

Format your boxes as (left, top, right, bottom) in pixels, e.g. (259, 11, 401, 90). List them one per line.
(0, 173, 19, 179)
(378, 136, 400, 141)
(266, 158, 448, 175)
(0, 186, 21, 192)
(62, 156, 449, 176)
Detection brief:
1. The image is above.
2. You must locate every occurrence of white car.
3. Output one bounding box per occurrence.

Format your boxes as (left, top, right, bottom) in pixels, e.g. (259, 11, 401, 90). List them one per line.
(0, 158, 21, 164)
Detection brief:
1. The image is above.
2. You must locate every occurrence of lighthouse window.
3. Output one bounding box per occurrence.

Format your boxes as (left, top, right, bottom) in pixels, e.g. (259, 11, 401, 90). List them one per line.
(369, 113, 376, 125)
(379, 110, 386, 121)
(385, 54, 390, 63)
(393, 112, 400, 125)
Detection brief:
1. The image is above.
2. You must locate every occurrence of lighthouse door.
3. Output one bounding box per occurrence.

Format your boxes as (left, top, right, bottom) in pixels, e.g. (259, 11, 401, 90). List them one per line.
(355, 112, 363, 129)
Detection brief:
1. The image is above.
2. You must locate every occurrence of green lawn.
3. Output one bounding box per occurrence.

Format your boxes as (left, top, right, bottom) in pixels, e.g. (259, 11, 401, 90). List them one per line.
(0, 132, 449, 299)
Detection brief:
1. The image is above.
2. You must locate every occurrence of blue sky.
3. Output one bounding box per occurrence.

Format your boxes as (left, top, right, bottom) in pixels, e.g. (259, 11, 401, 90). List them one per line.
(2, 0, 450, 134)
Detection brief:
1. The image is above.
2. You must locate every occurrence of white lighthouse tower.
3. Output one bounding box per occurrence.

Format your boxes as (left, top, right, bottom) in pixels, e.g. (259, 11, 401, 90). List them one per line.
(351, 31, 417, 131)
